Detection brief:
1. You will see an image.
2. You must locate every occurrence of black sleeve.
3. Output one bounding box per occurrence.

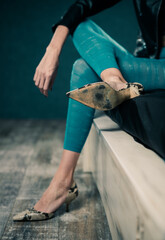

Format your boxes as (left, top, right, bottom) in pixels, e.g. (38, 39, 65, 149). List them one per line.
(52, 0, 121, 34)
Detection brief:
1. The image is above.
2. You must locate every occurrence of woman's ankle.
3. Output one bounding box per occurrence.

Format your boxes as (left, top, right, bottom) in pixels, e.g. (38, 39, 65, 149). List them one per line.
(101, 68, 126, 81)
(50, 170, 74, 189)
(100, 68, 128, 90)
(104, 75, 127, 91)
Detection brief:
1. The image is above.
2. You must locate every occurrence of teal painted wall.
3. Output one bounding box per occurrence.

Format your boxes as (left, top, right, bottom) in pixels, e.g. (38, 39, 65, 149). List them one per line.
(0, 0, 138, 118)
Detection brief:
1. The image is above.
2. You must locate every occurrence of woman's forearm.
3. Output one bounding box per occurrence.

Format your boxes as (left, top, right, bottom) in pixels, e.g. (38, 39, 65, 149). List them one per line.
(47, 25, 69, 55)
(33, 25, 69, 97)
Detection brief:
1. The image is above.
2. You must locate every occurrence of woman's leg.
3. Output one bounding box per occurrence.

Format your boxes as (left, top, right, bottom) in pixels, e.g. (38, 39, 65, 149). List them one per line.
(64, 58, 101, 152)
(34, 150, 79, 213)
(72, 19, 128, 91)
(72, 19, 165, 91)
(34, 20, 165, 213)
(72, 19, 165, 157)
(34, 58, 101, 213)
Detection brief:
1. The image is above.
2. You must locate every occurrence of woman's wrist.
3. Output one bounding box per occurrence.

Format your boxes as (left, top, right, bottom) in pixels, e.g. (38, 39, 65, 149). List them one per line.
(46, 45, 61, 57)
(47, 25, 69, 56)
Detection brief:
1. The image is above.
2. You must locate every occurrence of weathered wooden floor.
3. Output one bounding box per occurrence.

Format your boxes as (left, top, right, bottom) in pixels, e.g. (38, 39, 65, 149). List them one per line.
(0, 120, 111, 240)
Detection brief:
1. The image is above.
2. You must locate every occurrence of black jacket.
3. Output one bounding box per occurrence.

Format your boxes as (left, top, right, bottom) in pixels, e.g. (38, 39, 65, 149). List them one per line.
(52, 0, 164, 59)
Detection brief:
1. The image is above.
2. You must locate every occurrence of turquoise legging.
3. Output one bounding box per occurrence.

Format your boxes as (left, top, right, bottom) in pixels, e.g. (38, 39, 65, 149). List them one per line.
(63, 19, 165, 153)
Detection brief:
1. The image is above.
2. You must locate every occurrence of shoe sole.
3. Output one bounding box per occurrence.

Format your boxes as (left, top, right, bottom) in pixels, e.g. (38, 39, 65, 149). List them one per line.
(66, 82, 138, 111)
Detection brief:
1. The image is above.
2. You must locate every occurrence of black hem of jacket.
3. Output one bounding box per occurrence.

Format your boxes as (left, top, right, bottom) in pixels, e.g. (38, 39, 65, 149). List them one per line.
(51, 0, 121, 35)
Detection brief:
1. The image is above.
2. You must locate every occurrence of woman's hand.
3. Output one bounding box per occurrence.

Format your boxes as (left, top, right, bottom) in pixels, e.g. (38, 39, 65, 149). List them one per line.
(33, 25, 69, 97)
(33, 46, 60, 97)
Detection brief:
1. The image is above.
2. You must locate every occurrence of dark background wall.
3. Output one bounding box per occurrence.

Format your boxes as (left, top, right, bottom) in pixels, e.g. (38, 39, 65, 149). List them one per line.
(0, 0, 139, 119)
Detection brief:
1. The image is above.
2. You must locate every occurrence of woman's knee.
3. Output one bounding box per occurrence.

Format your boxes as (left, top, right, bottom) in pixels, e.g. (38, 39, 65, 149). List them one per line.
(70, 58, 90, 89)
(72, 58, 89, 74)
(70, 58, 99, 89)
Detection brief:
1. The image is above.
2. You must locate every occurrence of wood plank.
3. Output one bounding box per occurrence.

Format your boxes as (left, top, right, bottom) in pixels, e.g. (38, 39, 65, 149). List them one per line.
(0, 172, 25, 238)
(0, 120, 112, 240)
(58, 174, 112, 240)
(83, 113, 165, 239)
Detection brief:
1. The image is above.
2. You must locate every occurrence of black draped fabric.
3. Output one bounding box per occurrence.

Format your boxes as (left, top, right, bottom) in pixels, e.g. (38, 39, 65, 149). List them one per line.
(105, 90, 165, 159)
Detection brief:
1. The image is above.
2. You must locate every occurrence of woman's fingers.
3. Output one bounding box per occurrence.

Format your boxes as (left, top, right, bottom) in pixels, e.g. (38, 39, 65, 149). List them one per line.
(34, 71, 55, 96)
(33, 69, 38, 82)
(43, 89, 48, 96)
(48, 68, 58, 91)
(43, 76, 52, 96)
(48, 79, 54, 91)
(38, 74, 45, 89)
(40, 88, 44, 95)
(35, 73, 41, 87)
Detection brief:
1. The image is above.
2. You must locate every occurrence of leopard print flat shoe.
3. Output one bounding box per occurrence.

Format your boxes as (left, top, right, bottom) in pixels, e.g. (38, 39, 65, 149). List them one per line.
(13, 181, 78, 221)
(66, 82, 144, 111)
